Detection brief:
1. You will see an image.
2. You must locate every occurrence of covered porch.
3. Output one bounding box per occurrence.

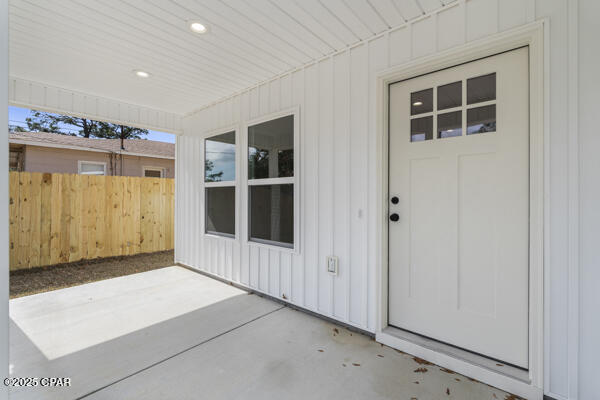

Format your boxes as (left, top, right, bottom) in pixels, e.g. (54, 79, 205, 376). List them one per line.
(2, 1, 599, 400)
(9, 266, 511, 399)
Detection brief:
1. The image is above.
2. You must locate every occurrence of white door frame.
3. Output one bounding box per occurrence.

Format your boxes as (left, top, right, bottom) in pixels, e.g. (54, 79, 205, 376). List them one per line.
(375, 21, 546, 400)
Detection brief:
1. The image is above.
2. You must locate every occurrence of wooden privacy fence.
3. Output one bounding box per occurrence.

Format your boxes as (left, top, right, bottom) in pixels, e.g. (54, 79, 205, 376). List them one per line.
(9, 172, 174, 271)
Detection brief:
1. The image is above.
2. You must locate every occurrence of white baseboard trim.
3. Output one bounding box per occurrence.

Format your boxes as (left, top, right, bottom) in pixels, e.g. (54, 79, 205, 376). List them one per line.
(377, 329, 543, 400)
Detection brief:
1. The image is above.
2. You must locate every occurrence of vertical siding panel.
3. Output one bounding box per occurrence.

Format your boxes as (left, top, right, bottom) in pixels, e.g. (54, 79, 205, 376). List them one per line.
(280, 252, 292, 300)
(280, 74, 293, 109)
(498, 0, 528, 31)
(211, 238, 218, 275)
(259, 83, 270, 115)
(232, 95, 242, 283)
(182, 138, 190, 265)
(437, 3, 465, 51)
(269, 249, 280, 297)
(291, 69, 305, 307)
(186, 138, 193, 266)
(465, 0, 499, 41)
(250, 87, 260, 119)
(349, 44, 369, 327)
(250, 245, 259, 288)
(303, 63, 320, 311)
(333, 51, 350, 319)
(389, 26, 411, 67)
(259, 247, 270, 291)
(218, 240, 225, 277)
(269, 78, 281, 113)
(226, 241, 233, 281)
(198, 117, 204, 267)
(411, 16, 437, 59)
(317, 57, 334, 315)
(240, 91, 251, 286)
(368, 36, 390, 331)
(177, 138, 185, 264)
(258, 247, 270, 293)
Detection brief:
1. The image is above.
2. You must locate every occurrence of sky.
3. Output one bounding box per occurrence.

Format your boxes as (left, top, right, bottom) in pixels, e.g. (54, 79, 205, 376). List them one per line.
(8, 106, 176, 143)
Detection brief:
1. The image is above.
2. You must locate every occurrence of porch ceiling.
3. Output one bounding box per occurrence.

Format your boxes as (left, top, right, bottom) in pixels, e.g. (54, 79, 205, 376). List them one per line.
(8, 0, 451, 117)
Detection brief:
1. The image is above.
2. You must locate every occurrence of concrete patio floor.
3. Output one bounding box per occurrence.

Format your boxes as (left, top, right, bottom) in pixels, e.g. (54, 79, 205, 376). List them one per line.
(9, 266, 516, 400)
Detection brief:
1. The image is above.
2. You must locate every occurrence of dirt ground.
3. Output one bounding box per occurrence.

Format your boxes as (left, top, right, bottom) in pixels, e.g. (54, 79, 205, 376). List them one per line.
(10, 250, 174, 299)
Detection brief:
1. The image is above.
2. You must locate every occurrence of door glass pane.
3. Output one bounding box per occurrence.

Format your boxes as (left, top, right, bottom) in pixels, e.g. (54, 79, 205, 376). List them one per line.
(249, 184, 293, 247)
(410, 116, 433, 142)
(410, 88, 433, 115)
(248, 115, 294, 180)
(205, 131, 235, 182)
(205, 187, 235, 236)
(467, 73, 496, 104)
(437, 81, 462, 110)
(467, 105, 496, 135)
(438, 111, 462, 138)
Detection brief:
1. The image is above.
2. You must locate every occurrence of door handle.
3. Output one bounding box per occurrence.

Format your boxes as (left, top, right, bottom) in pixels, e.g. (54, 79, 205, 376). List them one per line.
(389, 213, 400, 222)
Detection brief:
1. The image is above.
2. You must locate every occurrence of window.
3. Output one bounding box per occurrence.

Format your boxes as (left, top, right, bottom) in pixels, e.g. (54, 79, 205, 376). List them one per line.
(143, 167, 164, 178)
(248, 114, 296, 248)
(409, 73, 496, 142)
(204, 131, 236, 238)
(78, 161, 106, 175)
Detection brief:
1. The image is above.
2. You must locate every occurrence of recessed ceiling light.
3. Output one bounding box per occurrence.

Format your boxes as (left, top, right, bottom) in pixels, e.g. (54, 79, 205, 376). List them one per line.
(188, 20, 208, 34)
(133, 69, 151, 78)
(413, 101, 423, 106)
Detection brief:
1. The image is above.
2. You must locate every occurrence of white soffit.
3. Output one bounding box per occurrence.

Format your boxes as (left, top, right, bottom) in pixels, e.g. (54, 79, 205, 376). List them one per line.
(9, 0, 450, 116)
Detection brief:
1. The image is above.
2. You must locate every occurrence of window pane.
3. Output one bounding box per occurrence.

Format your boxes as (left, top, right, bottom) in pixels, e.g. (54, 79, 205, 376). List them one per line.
(410, 88, 433, 115)
(248, 115, 294, 179)
(467, 105, 496, 135)
(467, 73, 496, 105)
(437, 81, 462, 110)
(145, 169, 162, 178)
(438, 111, 462, 138)
(205, 131, 235, 182)
(249, 184, 293, 247)
(80, 163, 104, 175)
(411, 116, 433, 142)
(205, 187, 235, 236)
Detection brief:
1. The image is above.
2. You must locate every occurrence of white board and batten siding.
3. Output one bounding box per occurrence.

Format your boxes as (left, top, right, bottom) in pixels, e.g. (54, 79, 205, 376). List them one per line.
(8, 77, 182, 134)
(176, 1, 581, 399)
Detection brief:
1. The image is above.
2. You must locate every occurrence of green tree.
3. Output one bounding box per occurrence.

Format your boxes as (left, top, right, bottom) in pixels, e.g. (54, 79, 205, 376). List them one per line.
(24, 110, 64, 134)
(205, 159, 224, 182)
(95, 122, 149, 149)
(22, 110, 150, 142)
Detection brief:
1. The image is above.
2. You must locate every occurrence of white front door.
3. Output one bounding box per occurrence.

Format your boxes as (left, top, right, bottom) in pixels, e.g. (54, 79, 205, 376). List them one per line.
(388, 47, 530, 368)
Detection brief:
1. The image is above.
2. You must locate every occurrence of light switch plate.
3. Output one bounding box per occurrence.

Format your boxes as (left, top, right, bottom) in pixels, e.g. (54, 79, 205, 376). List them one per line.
(327, 256, 338, 275)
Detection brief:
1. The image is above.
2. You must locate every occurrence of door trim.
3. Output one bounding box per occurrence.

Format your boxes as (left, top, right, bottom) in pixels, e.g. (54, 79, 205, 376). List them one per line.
(374, 21, 546, 400)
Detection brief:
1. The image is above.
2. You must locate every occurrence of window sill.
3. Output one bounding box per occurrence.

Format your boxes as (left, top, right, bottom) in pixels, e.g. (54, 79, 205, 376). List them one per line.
(246, 239, 298, 254)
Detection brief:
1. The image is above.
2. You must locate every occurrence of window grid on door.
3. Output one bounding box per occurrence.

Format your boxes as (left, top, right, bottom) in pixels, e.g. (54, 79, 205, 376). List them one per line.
(409, 73, 496, 142)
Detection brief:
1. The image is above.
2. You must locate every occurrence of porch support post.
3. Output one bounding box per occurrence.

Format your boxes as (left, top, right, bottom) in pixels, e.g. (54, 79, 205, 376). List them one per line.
(0, 0, 9, 398)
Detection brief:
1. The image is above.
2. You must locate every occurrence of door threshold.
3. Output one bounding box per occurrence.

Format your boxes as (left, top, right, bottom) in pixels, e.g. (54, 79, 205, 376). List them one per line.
(377, 326, 542, 400)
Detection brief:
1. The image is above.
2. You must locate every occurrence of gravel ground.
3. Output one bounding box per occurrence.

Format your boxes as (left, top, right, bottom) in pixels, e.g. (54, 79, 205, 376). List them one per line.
(10, 250, 175, 299)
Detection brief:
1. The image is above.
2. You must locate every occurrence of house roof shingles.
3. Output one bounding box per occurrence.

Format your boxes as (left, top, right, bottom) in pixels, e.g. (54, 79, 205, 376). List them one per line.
(9, 131, 174, 159)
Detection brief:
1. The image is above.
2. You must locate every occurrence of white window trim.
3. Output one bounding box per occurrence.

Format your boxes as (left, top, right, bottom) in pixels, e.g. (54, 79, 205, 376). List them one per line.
(202, 124, 240, 242)
(77, 160, 106, 175)
(244, 106, 300, 254)
(142, 166, 165, 178)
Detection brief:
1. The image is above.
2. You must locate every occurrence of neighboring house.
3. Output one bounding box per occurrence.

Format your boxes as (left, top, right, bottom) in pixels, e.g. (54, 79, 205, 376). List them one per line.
(9, 131, 174, 178)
